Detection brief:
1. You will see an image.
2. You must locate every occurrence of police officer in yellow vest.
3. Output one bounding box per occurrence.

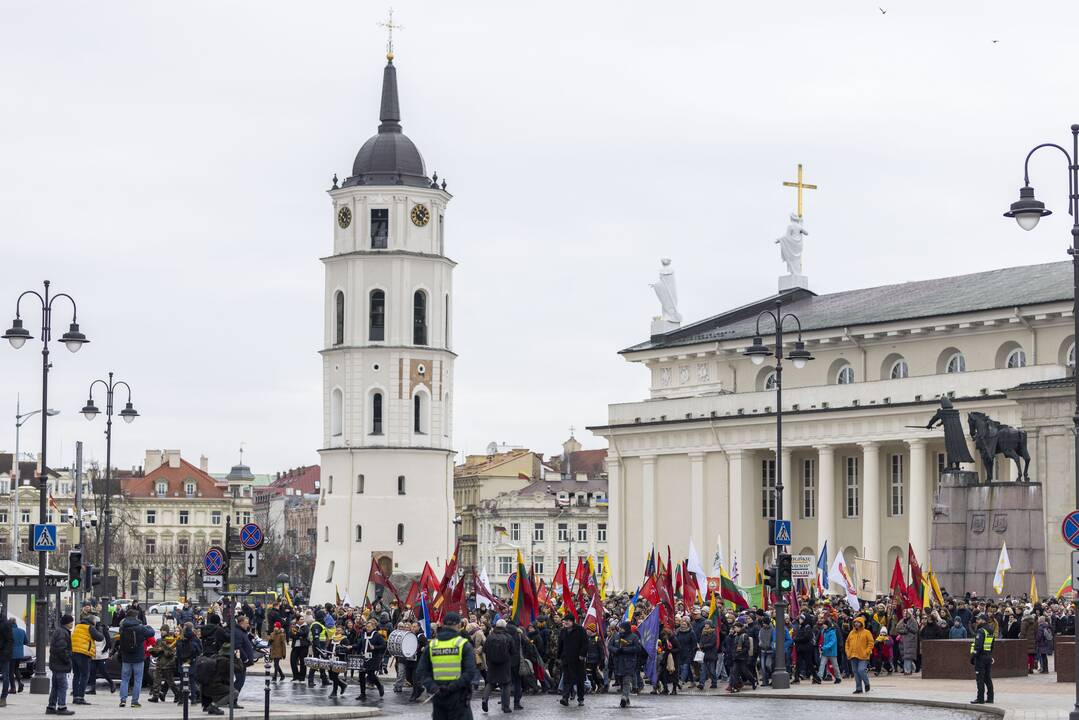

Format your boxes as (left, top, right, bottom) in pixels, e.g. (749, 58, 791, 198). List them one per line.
(415, 612, 479, 720)
(970, 613, 994, 704)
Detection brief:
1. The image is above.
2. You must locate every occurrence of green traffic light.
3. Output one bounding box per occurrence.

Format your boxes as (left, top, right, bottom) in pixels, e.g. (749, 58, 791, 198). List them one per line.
(780, 580, 791, 590)
(70, 578, 80, 589)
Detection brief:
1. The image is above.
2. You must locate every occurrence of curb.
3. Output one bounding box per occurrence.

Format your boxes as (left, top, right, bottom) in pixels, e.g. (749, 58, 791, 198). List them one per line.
(730, 689, 1007, 718)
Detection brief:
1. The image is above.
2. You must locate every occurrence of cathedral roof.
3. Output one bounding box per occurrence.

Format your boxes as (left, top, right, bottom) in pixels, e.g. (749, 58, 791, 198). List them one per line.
(343, 59, 430, 189)
(626, 260, 1073, 354)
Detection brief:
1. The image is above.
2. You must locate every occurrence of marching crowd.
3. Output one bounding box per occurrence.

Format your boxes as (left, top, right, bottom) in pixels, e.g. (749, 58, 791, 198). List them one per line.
(2, 590, 1073, 716)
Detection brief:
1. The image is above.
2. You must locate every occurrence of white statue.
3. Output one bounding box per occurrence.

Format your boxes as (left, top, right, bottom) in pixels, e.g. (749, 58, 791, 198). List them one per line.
(775, 213, 808, 276)
(650, 258, 682, 324)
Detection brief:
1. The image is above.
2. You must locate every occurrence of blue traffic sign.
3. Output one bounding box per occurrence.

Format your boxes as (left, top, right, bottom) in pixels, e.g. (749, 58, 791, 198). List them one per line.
(773, 520, 792, 546)
(204, 546, 226, 576)
(31, 524, 57, 552)
(1062, 511, 1079, 549)
(240, 523, 264, 550)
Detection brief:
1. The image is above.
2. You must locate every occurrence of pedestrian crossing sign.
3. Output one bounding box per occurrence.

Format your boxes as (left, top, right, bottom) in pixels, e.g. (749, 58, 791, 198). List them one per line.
(31, 524, 57, 552)
(773, 520, 791, 546)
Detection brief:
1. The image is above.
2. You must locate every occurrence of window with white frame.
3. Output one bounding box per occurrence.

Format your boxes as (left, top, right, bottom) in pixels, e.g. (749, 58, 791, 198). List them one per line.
(211, 510, 221, 525)
(510, 522, 521, 542)
(355, 525, 363, 542)
(21, 510, 30, 524)
(761, 458, 777, 518)
(146, 509, 157, 525)
(1069, 343, 1076, 369)
(145, 537, 156, 555)
(577, 523, 588, 542)
(946, 352, 966, 374)
(1006, 348, 1027, 368)
(534, 556, 545, 576)
(557, 523, 569, 541)
(765, 371, 778, 390)
(155, 481, 167, 497)
(178, 538, 189, 555)
(498, 556, 513, 575)
(533, 523, 545, 542)
(845, 457, 859, 518)
(179, 510, 189, 526)
(802, 459, 816, 518)
(597, 523, 607, 542)
(0, 511, 7, 524)
(890, 359, 909, 379)
(836, 365, 855, 384)
(185, 481, 195, 497)
(889, 454, 904, 516)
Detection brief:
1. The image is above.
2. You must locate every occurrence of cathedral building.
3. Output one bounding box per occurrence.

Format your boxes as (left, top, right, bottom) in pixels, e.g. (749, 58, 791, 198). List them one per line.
(592, 259, 1076, 596)
(310, 48, 456, 605)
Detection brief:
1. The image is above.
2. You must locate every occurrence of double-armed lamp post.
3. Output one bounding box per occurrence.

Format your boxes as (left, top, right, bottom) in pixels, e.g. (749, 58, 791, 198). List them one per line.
(2, 280, 89, 694)
(743, 299, 813, 690)
(1002, 124, 1079, 720)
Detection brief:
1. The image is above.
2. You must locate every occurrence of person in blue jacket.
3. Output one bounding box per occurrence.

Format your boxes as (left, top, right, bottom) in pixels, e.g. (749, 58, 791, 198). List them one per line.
(817, 619, 842, 683)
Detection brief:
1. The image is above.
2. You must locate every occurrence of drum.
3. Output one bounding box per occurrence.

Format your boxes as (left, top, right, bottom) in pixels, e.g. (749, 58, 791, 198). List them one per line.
(304, 656, 326, 670)
(388, 629, 419, 659)
(347, 655, 366, 670)
(327, 659, 348, 674)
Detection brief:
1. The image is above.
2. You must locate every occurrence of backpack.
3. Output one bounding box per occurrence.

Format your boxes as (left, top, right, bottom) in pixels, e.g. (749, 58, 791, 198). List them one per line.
(485, 633, 510, 665)
(195, 655, 217, 685)
(120, 625, 138, 655)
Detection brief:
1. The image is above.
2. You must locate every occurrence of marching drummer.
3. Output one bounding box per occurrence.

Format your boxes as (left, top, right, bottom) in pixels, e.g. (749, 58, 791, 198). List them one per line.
(415, 612, 479, 720)
(357, 618, 387, 702)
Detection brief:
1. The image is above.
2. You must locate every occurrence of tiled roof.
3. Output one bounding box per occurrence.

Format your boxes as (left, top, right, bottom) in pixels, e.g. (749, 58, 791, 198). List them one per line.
(1008, 376, 1076, 392)
(124, 457, 227, 499)
(269, 465, 320, 494)
(626, 261, 1072, 353)
(517, 476, 609, 496)
(0, 454, 54, 479)
(454, 449, 533, 478)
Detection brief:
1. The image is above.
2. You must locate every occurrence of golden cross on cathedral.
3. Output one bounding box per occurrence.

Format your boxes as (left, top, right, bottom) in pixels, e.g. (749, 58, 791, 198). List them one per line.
(782, 163, 817, 218)
(377, 8, 405, 60)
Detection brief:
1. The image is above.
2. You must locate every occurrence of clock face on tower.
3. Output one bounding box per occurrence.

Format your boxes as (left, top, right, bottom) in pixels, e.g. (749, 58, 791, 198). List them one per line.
(410, 204, 430, 227)
(337, 206, 352, 229)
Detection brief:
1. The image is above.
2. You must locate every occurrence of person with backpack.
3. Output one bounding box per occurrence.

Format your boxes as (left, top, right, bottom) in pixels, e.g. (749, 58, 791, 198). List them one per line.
(725, 621, 753, 693)
(47, 614, 75, 715)
(175, 623, 203, 704)
(482, 620, 513, 713)
(85, 612, 114, 696)
(608, 621, 642, 709)
(70, 611, 104, 705)
(197, 642, 242, 716)
(696, 621, 720, 690)
(117, 608, 155, 708)
(817, 619, 842, 684)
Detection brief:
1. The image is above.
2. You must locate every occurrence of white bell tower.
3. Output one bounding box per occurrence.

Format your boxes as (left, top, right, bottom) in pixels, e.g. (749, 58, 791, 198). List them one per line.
(310, 48, 456, 605)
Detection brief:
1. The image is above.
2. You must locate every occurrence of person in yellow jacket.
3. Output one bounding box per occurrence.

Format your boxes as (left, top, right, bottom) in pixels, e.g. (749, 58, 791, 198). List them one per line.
(70, 611, 104, 705)
(844, 616, 874, 695)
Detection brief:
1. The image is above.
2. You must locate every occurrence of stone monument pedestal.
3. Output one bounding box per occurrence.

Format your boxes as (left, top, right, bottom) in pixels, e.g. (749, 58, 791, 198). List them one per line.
(778, 273, 808, 291)
(930, 469, 1046, 597)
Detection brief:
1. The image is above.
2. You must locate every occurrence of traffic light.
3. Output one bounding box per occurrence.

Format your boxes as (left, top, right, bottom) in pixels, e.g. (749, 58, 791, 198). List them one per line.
(68, 550, 83, 591)
(777, 553, 793, 593)
(85, 564, 99, 592)
(763, 564, 776, 591)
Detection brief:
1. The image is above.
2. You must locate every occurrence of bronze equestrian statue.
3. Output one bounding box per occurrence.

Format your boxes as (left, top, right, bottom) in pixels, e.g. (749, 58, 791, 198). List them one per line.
(967, 411, 1030, 482)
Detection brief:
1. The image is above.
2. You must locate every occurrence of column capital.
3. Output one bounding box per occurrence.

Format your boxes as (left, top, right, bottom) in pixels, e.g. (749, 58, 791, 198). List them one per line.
(606, 456, 622, 470)
(640, 454, 657, 465)
(780, 447, 793, 458)
(905, 438, 928, 449)
(688, 451, 706, 462)
(813, 444, 835, 455)
(858, 440, 881, 450)
(726, 448, 748, 460)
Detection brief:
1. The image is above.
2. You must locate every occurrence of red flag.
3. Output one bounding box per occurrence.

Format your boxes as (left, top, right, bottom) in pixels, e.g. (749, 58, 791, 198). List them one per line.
(682, 560, 700, 605)
(675, 562, 683, 597)
(473, 569, 507, 612)
(573, 557, 587, 590)
(889, 556, 909, 600)
(438, 541, 461, 597)
(584, 591, 607, 657)
(639, 576, 659, 605)
(907, 544, 925, 592)
(420, 562, 440, 596)
(663, 547, 676, 606)
(404, 581, 420, 608)
(536, 579, 550, 607)
(368, 557, 403, 605)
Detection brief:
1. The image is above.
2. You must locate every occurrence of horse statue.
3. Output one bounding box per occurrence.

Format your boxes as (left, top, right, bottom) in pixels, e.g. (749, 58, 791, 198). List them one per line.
(967, 411, 1030, 482)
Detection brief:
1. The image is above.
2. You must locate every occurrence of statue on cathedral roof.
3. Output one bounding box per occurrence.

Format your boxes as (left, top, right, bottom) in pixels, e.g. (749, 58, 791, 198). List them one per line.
(776, 213, 808, 277)
(650, 258, 682, 334)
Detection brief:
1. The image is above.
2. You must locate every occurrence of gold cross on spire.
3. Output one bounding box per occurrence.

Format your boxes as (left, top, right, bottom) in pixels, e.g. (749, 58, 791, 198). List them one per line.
(377, 8, 404, 61)
(782, 163, 818, 218)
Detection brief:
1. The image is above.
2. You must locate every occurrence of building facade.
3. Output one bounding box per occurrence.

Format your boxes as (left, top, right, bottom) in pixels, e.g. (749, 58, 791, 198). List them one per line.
(311, 49, 456, 605)
(454, 450, 540, 569)
(592, 261, 1076, 596)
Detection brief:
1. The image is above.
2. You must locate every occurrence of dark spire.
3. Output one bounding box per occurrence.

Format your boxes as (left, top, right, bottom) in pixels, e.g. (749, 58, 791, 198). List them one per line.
(378, 60, 401, 134)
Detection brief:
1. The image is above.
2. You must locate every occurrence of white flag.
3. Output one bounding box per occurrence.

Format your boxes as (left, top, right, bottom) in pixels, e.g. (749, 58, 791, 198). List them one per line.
(711, 534, 725, 575)
(828, 552, 860, 610)
(477, 566, 495, 609)
(993, 542, 1012, 594)
(687, 539, 708, 601)
(342, 591, 354, 608)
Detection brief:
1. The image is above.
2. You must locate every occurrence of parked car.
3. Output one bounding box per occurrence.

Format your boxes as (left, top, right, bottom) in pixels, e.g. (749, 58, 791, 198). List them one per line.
(148, 601, 182, 617)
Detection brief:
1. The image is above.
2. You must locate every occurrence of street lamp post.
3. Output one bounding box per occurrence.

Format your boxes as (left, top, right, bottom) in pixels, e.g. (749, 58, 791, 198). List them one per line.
(13, 398, 60, 562)
(1003, 125, 1079, 720)
(80, 372, 138, 604)
(2, 280, 89, 694)
(743, 298, 814, 691)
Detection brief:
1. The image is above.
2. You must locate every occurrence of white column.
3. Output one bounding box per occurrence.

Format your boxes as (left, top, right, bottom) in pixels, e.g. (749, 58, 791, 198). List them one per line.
(641, 455, 656, 565)
(816, 445, 835, 565)
(728, 450, 746, 573)
(689, 452, 706, 557)
(907, 439, 929, 565)
(860, 441, 881, 589)
(780, 448, 793, 522)
(607, 457, 623, 591)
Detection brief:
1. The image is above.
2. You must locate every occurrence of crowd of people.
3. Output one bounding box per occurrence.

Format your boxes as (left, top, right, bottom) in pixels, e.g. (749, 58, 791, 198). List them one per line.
(3, 589, 1073, 716)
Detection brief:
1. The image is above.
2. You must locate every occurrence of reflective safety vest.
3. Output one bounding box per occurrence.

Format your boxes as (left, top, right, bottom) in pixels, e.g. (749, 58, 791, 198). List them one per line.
(970, 630, 994, 654)
(429, 636, 467, 683)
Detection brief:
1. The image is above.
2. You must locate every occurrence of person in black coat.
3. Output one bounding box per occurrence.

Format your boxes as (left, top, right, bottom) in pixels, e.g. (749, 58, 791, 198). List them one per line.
(0, 616, 13, 705)
(608, 622, 642, 708)
(356, 618, 387, 701)
(507, 620, 524, 710)
(558, 615, 588, 707)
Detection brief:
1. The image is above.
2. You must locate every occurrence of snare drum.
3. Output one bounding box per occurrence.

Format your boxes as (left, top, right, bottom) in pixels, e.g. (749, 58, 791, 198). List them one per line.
(327, 659, 348, 674)
(303, 656, 323, 670)
(387, 629, 419, 659)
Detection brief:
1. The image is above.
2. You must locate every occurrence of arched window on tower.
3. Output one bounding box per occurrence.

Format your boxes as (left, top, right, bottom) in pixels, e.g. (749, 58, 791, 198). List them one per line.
(413, 290, 428, 345)
(330, 388, 343, 438)
(369, 290, 385, 342)
(371, 392, 383, 435)
(413, 393, 423, 434)
(397, 523, 405, 544)
(334, 291, 345, 346)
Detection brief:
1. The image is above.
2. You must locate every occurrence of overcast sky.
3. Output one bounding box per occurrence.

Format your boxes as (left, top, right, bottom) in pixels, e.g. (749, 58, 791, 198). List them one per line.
(2, 0, 1076, 475)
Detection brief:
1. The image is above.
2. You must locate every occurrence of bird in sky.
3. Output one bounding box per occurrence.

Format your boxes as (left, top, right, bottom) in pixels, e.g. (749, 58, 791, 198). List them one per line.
(992, 39, 1000, 43)
(879, 6, 887, 13)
